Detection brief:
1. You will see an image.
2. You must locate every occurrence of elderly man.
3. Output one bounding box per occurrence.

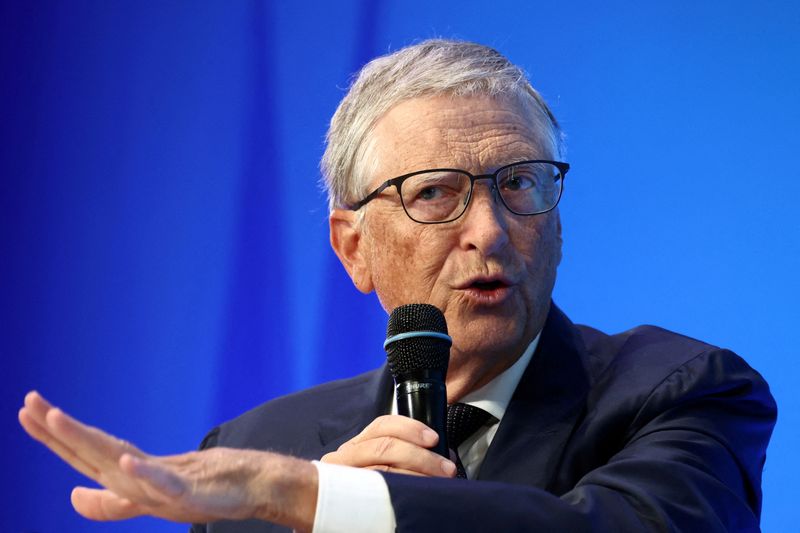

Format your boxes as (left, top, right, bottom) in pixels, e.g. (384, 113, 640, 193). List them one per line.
(19, 40, 775, 532)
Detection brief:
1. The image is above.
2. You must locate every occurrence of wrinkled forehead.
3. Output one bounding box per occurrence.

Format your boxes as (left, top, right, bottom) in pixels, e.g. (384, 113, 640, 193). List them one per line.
(366, 93, 557, 181)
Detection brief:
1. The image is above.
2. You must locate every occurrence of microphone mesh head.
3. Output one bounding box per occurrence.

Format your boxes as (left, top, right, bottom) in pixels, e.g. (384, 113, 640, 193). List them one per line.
(386, 303, 450, 377)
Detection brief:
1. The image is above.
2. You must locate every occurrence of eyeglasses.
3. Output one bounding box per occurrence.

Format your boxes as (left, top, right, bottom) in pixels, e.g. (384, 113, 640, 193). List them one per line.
(348, 160, 569, 224)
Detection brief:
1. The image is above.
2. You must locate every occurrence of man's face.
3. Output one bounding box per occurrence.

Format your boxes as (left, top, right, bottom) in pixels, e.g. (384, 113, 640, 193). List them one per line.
(332, 94, 562, 381)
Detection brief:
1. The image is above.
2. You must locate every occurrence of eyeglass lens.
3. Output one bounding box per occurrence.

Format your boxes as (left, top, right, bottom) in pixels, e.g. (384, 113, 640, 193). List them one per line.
(400, 162, 563, 223)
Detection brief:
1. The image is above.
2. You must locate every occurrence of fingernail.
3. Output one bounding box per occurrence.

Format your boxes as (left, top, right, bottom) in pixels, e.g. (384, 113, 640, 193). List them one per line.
(422, 428, 438, 445)
(441, 459, 456, 476)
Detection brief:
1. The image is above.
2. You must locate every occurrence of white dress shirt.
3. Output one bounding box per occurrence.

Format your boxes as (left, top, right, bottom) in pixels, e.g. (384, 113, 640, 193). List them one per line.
(311, 334, 540, 533)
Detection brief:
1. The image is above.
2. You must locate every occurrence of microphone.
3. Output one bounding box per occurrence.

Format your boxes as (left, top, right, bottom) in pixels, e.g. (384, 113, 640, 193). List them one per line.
(384, 303, 452, 458)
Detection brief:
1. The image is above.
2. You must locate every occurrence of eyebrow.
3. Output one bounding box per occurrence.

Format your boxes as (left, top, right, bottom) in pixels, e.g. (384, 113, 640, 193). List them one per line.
(401, 156, 544, 176)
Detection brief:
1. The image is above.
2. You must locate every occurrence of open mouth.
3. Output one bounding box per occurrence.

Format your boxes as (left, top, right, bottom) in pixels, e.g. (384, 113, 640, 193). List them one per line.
(462, 278, 512, 304)
(471, 280, 508, 291)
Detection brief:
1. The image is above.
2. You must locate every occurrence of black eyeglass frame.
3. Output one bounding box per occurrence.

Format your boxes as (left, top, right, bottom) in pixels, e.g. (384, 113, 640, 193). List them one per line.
(347, 159, 570, 224)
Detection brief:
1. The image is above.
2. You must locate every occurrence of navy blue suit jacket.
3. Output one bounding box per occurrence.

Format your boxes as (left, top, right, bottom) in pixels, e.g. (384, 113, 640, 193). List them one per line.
(193, 304, 776, 532)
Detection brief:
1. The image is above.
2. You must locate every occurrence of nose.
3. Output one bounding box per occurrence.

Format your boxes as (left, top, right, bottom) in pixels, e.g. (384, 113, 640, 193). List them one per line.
(458, 180, 509, 256)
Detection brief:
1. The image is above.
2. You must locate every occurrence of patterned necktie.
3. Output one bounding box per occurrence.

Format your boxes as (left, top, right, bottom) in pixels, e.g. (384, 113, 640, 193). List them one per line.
(446, 403, 494, 479)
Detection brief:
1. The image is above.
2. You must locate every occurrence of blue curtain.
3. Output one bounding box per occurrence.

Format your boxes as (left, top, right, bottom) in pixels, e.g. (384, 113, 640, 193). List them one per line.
(2, 1, 798, 531)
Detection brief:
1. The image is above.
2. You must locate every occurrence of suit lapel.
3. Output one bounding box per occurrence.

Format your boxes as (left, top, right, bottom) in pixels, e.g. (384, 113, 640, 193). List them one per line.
(316, 364, 394, 454)
(477, 304, 590, 490)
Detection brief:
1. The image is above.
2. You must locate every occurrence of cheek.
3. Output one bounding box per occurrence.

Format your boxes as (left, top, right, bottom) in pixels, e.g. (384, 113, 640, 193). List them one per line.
(366, 222, 451, 310)
(538, 223, 562, 266)
(518, 216, 562, 290)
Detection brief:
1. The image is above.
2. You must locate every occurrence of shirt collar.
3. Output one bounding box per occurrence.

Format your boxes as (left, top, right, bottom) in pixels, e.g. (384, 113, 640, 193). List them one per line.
(457, 333, 540, 423)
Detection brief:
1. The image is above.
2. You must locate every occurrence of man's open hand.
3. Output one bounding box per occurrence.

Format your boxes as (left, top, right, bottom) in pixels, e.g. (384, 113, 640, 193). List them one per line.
(18, 391, 318, 530)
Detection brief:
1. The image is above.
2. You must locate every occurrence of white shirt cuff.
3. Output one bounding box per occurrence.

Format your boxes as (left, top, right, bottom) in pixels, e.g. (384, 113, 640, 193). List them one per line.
(311, 460, 397, 533)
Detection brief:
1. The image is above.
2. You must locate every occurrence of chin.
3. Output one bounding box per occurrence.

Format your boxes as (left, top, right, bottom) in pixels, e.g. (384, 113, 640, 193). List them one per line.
(451, 317, 528, 359)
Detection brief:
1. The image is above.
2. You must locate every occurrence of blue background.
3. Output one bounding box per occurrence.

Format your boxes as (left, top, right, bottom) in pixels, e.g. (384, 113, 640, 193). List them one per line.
(2, 1, 798, 531)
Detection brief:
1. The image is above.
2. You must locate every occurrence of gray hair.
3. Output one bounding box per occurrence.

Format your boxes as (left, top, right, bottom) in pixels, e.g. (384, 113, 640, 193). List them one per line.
(321, 39, 565, 212)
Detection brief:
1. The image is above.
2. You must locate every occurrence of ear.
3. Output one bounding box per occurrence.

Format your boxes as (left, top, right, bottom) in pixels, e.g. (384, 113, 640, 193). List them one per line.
(329, 208, 374, 294)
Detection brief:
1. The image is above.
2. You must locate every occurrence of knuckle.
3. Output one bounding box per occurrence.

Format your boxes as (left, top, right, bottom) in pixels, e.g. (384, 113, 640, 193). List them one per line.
(372, 415, 391, 432)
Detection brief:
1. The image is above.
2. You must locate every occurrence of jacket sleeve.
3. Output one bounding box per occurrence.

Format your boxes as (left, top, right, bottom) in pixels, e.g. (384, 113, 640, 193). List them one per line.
(384, 349, 777, 532)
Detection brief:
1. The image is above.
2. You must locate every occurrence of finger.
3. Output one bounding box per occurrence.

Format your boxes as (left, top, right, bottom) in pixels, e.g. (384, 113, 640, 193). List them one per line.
(19, 407, 99, 479)
(71, 486, 145, 521)
(26, 391, 147, 470)
(324, 436, 456, 477)
(365, 465, 436, 477)
(45, 406, 146, 471)
(23, 390, 55, 425)
(347, 415, 439, 448)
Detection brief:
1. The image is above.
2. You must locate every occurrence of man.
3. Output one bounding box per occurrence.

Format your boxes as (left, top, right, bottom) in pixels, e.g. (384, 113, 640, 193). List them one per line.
(19, 40, 776, 532)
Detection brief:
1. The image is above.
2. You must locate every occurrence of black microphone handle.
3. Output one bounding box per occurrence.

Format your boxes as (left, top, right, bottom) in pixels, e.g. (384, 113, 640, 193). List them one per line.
(396, 378, 449, 458)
